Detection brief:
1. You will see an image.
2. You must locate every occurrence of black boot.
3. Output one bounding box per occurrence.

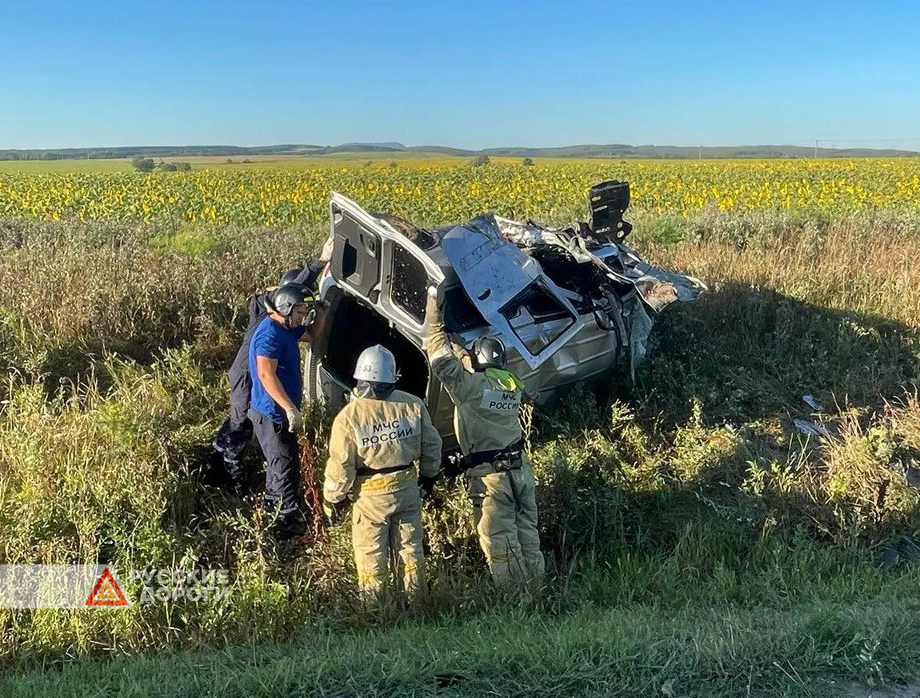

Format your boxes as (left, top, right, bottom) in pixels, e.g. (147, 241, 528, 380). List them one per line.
(268, 507, 308, 541)
(199, 447, 230, 487)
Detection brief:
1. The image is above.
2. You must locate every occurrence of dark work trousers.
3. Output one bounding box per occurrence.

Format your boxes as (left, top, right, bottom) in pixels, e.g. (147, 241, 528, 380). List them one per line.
(210, 307, 270, 482)
(211, 346, 254, 481)
(249, 408, 303, 515)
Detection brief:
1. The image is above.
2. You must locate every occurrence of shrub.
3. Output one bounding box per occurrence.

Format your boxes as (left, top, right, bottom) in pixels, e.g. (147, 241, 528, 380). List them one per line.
(130, 157, 155, 173)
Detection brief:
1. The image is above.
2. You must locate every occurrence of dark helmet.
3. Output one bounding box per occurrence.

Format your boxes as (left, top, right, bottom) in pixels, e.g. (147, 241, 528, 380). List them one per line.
(278, 268, 303, 287)
(470, 336, 506, 371)
(272, 283, 313, 317)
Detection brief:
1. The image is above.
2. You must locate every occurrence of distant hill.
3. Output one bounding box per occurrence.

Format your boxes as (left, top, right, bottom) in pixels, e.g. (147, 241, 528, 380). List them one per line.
(1, 142, 917, 161)
(338, 141, 408, 151)
(406, 145, 475, 156)
(0, 144, 324, 161)
(477, 144, 920, 159)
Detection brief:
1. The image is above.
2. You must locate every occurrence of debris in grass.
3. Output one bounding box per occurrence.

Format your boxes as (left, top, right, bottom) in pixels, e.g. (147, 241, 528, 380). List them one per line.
(793, 418, 831, 437)
(802, 394, 824, 411)
(896, 538, 920, 561)
(880, 538, 920, 568)
(907, 465, 920, 489)
(886, 455, 920, 489)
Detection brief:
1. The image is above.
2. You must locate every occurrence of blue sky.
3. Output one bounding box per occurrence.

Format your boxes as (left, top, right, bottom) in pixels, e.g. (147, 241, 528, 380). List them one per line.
(1, 0, 918, 149)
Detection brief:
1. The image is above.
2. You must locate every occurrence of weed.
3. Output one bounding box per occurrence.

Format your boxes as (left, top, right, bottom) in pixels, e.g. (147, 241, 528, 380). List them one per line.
(0, 210, 919, 698)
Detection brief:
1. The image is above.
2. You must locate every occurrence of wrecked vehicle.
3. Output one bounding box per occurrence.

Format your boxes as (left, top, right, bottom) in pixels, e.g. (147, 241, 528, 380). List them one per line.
(305, 181, 705, 450)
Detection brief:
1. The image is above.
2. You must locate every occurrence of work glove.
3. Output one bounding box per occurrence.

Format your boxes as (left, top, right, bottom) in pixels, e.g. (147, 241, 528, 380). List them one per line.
(425, 285, 443, 331)
(419, 474, 440, 500)
(323, 499, 348, 525)
(285, 406, 303, 432)
(301, 307, 317, 329)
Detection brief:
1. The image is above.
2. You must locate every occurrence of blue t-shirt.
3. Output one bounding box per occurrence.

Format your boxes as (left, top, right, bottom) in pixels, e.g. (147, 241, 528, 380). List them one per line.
(249, 316, 306, 422)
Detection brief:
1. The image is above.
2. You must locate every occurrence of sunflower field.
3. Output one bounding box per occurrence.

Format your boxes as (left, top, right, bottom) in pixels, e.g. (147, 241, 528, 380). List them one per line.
(1, 157, 918, 227)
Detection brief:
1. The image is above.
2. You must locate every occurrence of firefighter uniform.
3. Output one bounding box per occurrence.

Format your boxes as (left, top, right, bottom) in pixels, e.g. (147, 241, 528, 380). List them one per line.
(324, 388, 442, 594)
(424, 294, 545, 585)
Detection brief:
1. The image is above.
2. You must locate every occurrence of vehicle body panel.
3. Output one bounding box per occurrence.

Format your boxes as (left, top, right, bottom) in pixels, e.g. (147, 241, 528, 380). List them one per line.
(439, 215, 585, 370)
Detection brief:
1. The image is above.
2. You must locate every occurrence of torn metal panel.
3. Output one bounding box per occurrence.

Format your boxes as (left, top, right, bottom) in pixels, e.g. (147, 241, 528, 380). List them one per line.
(597, 242, 707, 312)
(793, 419, 831, 437)
(624, 295, 654, 381)
(802, 394, 824, 411)
(440, 215, 544, 318)
(495, 215, 706, 316)
(440, 214, 585, 370)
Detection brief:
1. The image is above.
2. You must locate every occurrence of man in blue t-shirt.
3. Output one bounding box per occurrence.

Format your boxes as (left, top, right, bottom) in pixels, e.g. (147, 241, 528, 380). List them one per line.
(248, 282, 326, 538)
(210, 263, 327, 494)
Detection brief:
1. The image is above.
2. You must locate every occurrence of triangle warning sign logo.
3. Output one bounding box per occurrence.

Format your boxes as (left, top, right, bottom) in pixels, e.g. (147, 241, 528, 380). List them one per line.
(86, 567, 129, 607)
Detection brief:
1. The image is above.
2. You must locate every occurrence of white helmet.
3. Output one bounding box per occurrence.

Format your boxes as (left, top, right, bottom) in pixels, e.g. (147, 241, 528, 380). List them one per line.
(353, 345, 399, 383)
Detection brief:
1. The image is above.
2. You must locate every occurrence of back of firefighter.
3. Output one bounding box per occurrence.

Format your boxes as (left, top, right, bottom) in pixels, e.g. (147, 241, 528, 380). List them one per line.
(423, 289, 545, 586)
(323, 345, 442, 595)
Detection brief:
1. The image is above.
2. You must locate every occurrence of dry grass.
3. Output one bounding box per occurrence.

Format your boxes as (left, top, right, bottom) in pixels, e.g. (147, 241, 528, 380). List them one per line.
(0, 210, 919, 697)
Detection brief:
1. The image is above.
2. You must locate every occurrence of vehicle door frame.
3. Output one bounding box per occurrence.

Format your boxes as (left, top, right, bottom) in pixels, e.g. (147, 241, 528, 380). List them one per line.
(329, 192, 445, 336)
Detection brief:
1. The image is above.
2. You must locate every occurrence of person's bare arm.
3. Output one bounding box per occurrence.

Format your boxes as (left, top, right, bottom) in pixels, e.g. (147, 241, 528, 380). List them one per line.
(255, 356, 295, 410)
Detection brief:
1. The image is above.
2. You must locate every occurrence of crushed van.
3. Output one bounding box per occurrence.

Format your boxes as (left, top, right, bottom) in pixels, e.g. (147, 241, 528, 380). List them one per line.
(305, 182, 706, 449)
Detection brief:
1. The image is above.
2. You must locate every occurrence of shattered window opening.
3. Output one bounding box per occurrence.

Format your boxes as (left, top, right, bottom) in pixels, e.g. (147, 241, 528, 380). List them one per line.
(528, 246, 603, 313)
(389, 244, 428, 324)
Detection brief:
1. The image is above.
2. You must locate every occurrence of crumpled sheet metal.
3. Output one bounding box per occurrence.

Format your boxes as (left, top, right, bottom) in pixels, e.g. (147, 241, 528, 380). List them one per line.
(440, 215, 544, 319)
(494, 214, 706, 315)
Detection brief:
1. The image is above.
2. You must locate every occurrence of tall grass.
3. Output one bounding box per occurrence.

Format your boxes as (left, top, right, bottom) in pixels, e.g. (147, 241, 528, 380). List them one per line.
(1, 210, 919, 695)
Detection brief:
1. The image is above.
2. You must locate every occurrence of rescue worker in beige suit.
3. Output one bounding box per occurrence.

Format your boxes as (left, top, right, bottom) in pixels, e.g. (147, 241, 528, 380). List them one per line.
(424, 288, 545, 585)
(323, 345, 442, 594)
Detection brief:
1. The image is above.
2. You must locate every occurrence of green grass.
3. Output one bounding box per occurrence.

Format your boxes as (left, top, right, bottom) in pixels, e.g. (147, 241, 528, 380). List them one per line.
(0, 159, 135, 173)
(1, 209, 919, 696)
(4, 553, 920, 697)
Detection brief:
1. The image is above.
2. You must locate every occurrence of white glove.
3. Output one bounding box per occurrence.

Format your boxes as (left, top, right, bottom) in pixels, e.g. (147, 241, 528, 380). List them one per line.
(427, 285, 439, 299)
(285, 406, 303, 432)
